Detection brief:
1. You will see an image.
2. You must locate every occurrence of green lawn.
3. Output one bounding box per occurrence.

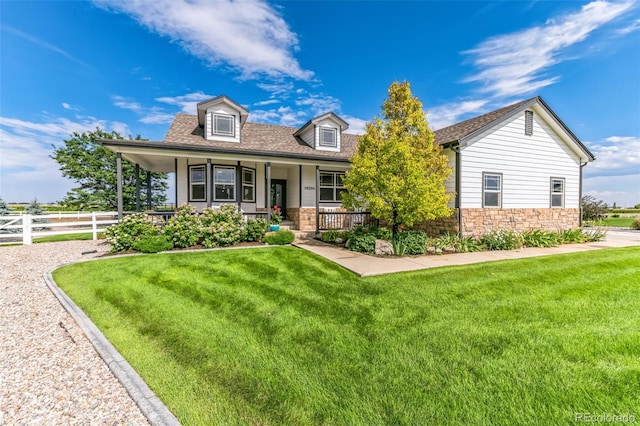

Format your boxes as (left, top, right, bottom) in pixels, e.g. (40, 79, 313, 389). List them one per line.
(53, 247, 640, 425)
(34, 232, 96, 243)
(586, 216, 636, 227)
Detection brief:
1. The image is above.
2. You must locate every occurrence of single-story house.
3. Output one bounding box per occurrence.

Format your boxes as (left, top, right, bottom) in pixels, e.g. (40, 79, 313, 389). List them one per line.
(101, 94, 595, 236)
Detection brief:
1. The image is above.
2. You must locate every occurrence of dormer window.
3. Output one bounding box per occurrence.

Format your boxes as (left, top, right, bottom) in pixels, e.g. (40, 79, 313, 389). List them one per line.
(213, 114, 235, 137)
(320, 128, 337, 147)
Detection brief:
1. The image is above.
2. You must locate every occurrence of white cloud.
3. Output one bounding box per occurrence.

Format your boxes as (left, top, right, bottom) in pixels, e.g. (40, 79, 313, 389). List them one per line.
(254, 99, 280, 107)
(585, 135, 640, 176)
(294, 91, 341, 116)
(584, 174, 639, 207)
(155, 91, 213, 114)
(61, 102, 79, 111)
(342, 115, 368, 135)
(463, 1, 634, 98)
(617, 18, 640, 34)
(94, 0, 312, 80)
(112, 95, 142, 112)
(250, 106, 305, 127)
(256, 82, 295, 98)
(427, 99, 489, 130)
(0, 114, 130, 203)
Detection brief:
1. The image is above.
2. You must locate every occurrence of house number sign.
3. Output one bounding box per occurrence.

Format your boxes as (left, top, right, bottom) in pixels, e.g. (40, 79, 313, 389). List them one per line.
(304, 186, 315, 191)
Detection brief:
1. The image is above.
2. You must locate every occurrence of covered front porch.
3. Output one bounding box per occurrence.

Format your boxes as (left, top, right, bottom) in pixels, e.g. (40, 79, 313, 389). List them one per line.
(110, 145, 353, 232)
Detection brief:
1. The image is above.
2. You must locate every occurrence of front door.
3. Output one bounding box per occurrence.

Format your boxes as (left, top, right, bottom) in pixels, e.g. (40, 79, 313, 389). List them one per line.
(270, 180, 286, 219)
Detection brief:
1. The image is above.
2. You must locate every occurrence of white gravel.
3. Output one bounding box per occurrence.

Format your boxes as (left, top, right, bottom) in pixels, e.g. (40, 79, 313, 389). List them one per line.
(0, 240, 149, 425)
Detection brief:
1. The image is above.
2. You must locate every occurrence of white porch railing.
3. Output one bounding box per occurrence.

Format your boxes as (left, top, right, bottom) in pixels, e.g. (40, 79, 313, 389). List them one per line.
(0, 212, 119, 245)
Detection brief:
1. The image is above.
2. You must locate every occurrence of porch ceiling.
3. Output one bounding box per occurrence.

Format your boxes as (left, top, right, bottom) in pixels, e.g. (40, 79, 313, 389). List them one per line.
(119, 152, 176, 173)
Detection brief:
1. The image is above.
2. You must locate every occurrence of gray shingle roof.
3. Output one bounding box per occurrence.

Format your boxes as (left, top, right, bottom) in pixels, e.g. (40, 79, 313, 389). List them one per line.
(163, 113, 358, 161)
(433, 97, 535, 145)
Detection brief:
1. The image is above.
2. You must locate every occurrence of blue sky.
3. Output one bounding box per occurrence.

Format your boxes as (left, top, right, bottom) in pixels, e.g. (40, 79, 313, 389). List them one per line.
(1, 0, 639, 206)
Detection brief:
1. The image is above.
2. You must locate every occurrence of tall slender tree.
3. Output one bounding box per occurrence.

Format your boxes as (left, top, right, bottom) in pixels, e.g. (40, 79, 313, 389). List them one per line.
(342, 81, 452, 235)
(52, 128, 168, 210)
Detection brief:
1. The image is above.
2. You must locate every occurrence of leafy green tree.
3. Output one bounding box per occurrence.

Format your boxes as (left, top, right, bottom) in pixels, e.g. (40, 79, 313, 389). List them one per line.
(342, 81, 452, 235)
(0, 197, 10, 215)
(51, 128, 168, 210)
(581, 195, 607, 221)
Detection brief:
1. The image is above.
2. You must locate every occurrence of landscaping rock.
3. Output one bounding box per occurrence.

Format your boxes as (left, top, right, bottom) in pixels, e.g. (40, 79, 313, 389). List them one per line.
(427, 247, 443, 255)
(335, 237, 344, 244)
(375, 239, 394, 255)
(443, 246, 456, 254)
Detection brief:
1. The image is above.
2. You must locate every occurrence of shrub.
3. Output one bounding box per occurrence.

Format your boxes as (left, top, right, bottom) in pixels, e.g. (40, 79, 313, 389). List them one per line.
(582, 195, 607, 221)
(480, 230, 523, 251)
(243, 218, 268, 242)
(200, 205, 243, 248)
(393, 230, 427, 255)
(106, 213, 159, 252)
(133, 235, 174, 253)
(582, 227, 607, 242)
(351, 225, 391, 241)
(321, 230, 340, 243)
(163, 204, 200, 248)
(558, 229, 588, 244)
(521, 229, 561, 248)
(348, 234, 376, 253)
(633, 216, 640, 231)
(263, 229, 295, 245)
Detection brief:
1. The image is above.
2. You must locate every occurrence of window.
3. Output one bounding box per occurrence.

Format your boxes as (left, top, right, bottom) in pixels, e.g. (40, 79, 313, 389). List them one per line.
(319, 128, 337, 147)
(214, 166, 235, 201)
(525, 110, 533, 136)
(242, 168, 255, 202)
(550, 177, 565, 207)
(483, 173, 502, 207)
(213, 114, 235, 137)
(189, 165, 206, 201)
(319, 171, 345, 202)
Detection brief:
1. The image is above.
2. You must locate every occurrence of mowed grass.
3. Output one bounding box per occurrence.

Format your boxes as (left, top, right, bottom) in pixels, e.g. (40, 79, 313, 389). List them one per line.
(53, 247, 640, 425)
(586, 217, 636, 227)
(34, 232, 96, 243)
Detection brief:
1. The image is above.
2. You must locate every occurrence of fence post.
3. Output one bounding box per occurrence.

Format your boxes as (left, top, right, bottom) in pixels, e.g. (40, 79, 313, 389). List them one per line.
(22, 214, 32, 245)
(92, 213, 98, 240)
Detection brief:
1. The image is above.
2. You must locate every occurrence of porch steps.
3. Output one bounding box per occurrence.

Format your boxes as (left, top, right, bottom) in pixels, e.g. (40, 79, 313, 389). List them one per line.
(279, 220, 296, 231)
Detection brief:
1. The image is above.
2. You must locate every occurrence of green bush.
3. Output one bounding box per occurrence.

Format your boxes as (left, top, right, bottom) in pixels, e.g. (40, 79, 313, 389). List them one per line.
(521, 229, 561, 248)
(163, 204, 200, 248)
(200, 205, 243, 247)
(351, 225, 391, 241)
(393, 230, 427, 255)
(243, 218, 268, 242)
(348, 234, 376, 253)
(558, 229, 588, 244)
(582, 227, 607, 242)
(263, 229, 295, 245)
(106, 213, 159, 252)
(321, 230, 340, 243)
(480, 230, 523, 251)
(633, 216, 640, 231)
(133, 235, 174, 253)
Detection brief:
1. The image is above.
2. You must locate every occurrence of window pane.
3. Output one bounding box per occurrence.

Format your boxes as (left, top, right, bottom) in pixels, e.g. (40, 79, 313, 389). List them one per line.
(337, 173, 345, 185)
(243, 186, 254, 202)
(551, 194, 563, 207)
(215, 184, 234, 200)
(320, 128, 336, 146)
(484, 175, 500, 191)
(215, 167, 235, 184)
(191, 167, 205, 183)
(552, 180, 564, 193)
(320, 188, 334, 201)
(214, 115, 234, 135)
(320, 173, 334, 186)
(191, 184, 205, 200)
(243, 169, 254, 185)
(336, 189, 345, 201)
(484, 192, 499, 207)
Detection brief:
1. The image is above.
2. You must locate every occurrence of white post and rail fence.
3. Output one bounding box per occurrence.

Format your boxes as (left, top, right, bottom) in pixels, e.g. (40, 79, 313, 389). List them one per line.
(0, 212, 119, 245)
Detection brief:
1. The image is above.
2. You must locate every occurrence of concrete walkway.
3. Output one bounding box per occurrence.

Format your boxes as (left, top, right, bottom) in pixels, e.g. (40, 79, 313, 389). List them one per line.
(294, 229, 640, 277)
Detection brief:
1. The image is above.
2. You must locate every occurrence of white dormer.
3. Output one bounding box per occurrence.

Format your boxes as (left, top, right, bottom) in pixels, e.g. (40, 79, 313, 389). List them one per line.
(197, 95, 249, 143)
(293, 112, 349, 152)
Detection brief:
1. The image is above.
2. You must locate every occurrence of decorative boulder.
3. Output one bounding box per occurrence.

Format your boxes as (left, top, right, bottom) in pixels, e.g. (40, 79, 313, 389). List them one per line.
(335, 237, 344, 244)
(375, 239, 394, 256)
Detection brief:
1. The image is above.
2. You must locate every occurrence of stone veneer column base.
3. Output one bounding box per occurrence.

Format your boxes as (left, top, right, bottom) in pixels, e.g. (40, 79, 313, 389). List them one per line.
(287, 207, 317, 231)
(461, 208, 580, 236)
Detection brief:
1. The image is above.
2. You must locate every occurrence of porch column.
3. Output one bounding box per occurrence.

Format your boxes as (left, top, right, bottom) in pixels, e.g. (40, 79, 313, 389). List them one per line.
(206, 159, 212, 208)
(266, 162, 271, 224)
(315, 165, 320, 234)
(236, 161, 242, 210)
(146, 170, 152, 210)
(135, 163, 141, 212)
(116, 152, 123, 220)
(174, 158, 178, 209)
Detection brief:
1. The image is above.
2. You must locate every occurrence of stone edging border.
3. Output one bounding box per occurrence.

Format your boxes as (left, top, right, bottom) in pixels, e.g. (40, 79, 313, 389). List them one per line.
(44, 265, 181, 426)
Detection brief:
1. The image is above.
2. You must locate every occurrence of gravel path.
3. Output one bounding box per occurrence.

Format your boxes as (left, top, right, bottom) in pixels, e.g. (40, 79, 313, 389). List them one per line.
(0, 240, 148, 425)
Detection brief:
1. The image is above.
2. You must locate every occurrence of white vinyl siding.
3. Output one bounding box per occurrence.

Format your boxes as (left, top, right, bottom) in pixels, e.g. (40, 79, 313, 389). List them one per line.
(460, 112, 581, 209)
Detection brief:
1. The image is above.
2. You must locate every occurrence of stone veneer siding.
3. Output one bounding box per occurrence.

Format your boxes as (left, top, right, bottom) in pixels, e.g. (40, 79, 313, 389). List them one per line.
(287, 207, 317, 231)
(461, 208, 580, 236)
(413, 210, 460, 237)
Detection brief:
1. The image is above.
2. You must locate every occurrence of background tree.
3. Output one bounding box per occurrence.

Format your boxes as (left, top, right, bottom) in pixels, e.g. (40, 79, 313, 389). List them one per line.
(52, 128, 168, 210)
(342, 81, 452, 235)
(581, 195, 608, 221)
